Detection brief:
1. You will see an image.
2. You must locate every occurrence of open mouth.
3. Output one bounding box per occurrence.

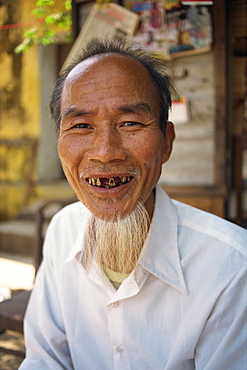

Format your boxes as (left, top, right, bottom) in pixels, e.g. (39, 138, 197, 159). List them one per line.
(86, 176, 133, 189)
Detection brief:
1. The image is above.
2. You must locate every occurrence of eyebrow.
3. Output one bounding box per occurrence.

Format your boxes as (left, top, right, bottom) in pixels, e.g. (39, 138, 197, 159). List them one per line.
(117, 103, 153, 116)
(60, 107, 93, 121)
(60, 102, 154, 121)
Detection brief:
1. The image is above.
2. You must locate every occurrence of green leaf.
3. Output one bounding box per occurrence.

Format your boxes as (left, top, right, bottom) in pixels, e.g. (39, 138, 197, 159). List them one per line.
(14, 38, 34, 53)
(36, 0, 55, 7)
(15, 0, 72, 53)
(65, 0, 72, 11)
(54, 11, 72, 27)
(39, 29, 56, 45)
(45, 14, 59, 24)
(32, 8, 47, 18)
(24, 28, 38, 38)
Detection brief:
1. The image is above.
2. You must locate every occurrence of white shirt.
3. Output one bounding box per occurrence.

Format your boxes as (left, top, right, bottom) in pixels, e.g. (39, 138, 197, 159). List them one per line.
(20, 186, 247, 370)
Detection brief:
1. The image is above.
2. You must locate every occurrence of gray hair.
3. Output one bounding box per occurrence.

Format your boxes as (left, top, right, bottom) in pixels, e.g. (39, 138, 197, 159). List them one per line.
(50, 37, 176, 134)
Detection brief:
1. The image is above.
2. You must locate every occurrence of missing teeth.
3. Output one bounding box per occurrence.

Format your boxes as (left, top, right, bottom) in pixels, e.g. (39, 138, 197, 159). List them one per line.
(87, 176, 132, 188)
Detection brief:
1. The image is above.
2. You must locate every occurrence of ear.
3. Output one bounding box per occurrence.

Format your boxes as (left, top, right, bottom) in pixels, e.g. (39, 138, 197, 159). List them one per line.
(162, 121, 175, 164)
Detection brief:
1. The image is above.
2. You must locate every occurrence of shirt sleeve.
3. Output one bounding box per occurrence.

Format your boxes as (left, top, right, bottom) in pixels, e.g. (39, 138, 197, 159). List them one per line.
(19, 246, 73, 369)
(195, 265, 247, 370)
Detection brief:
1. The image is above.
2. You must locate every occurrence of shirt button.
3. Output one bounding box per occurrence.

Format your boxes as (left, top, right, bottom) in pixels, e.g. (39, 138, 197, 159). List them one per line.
(111, 301, 119, 307)
(116, 346, 123, 353)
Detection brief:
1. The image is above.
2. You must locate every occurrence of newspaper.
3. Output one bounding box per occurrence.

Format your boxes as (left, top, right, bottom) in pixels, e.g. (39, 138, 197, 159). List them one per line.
(62, 3, 140, 70)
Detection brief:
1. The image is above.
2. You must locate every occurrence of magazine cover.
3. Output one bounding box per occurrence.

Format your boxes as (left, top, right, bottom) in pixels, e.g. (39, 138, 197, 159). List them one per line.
(165, 0, 213, 58)
(124, 0, 170, 58)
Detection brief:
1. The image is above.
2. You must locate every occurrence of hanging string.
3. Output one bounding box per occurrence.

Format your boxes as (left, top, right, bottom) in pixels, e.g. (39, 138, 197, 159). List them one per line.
(0, 19, 43, 31)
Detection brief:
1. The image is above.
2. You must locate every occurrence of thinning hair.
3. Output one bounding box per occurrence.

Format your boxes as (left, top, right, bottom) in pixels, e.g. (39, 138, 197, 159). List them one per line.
(50, 37, 176, 134)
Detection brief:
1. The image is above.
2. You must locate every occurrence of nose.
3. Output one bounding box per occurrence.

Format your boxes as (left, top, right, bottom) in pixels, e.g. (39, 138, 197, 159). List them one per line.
(86, 125, 127, 163)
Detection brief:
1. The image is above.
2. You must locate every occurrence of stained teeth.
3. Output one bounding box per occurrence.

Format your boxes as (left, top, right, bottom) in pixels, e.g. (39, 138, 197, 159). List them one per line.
(108, 178, 115, 187)
(88, 176, 132, 187)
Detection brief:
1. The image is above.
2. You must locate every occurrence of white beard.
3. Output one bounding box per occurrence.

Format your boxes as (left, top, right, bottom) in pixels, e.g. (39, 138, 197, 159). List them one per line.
(84, 202, 150, 274)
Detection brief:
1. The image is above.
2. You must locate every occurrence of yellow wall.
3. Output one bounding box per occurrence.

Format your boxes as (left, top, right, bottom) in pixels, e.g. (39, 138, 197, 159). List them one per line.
(0, 0, 74, 220)
(0, 0, 40, 220)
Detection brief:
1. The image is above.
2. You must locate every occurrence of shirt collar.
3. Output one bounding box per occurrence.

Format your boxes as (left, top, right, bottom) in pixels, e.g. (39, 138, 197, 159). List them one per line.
(64, 186, 188, 294)
(139, 185, 188, 294)
(64, 204, 90, 264)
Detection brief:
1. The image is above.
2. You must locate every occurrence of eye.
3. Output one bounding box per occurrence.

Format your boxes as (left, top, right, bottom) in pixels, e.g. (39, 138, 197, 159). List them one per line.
(73, 123, 92, 129)
(121, 121, 143, 127)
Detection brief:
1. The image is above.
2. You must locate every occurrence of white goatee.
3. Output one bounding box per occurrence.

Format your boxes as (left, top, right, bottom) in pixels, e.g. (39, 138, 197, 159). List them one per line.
(84, 202, 150, 275)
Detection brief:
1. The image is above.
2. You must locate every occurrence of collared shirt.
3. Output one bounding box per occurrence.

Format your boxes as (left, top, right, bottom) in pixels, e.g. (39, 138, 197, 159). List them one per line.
(20, 186, 246, 370)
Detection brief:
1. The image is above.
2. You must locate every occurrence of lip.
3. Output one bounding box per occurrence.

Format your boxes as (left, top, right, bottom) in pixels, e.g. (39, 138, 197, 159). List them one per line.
(79, 165, 140, 179)
(80, 171, 135, 178)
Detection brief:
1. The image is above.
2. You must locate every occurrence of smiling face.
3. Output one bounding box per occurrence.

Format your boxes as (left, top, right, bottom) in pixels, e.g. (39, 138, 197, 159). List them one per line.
(58, 54, 175, 220)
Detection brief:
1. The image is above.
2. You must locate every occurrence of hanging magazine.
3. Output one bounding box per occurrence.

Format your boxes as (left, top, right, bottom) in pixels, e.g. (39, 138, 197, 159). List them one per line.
(124, 0, 170, 59)
(165, 0, 213, 58)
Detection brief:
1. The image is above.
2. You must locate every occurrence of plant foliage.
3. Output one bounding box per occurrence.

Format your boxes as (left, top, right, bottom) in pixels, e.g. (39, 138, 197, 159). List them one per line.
(15, 0, 72, 53)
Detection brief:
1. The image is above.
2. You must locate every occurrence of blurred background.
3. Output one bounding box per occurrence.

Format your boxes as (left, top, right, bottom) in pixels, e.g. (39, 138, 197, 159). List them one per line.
(0, 0, 246, 368)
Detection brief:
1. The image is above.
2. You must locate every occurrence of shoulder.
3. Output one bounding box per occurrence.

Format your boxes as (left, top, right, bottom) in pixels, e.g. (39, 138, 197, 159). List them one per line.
(47, 200, 91, 243)
(50, 201, 89, 226)
(53, 200, 84, 218)
(172, 199, 246, 258)
(169, 199, 246, 293)
(42, 201, 90, 260)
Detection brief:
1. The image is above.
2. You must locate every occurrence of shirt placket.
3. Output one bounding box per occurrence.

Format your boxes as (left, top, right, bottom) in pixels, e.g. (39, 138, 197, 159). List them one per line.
(106, 268, 148, 370)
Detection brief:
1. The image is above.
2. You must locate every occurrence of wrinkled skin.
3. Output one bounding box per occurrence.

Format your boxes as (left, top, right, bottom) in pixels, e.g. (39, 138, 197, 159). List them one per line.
(58, 54, 175, 220)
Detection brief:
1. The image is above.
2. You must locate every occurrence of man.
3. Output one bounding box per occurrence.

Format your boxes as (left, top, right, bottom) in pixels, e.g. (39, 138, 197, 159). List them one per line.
(20, 38, 246, 369)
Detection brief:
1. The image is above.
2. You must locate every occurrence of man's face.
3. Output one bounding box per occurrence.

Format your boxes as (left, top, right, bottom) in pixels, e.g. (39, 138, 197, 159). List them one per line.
(58, 54, 174, 220)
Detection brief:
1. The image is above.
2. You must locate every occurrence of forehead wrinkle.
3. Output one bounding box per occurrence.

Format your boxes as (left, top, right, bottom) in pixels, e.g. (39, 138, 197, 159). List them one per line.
(61, 57, 160, 124)
(117, 102, 154, 117)
(60, 101, 156, 122)
(60, 107, 94, 121)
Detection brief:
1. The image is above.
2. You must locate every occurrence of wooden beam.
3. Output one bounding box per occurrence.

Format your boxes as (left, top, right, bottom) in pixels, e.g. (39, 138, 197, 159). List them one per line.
(213, 1, 228, 187)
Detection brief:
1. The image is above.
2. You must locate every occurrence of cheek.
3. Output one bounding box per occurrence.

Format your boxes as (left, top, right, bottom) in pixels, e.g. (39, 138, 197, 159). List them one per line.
(58, 135, 84, 166)
(137, 135, 164, 167)
(128, 138, 164, 184)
